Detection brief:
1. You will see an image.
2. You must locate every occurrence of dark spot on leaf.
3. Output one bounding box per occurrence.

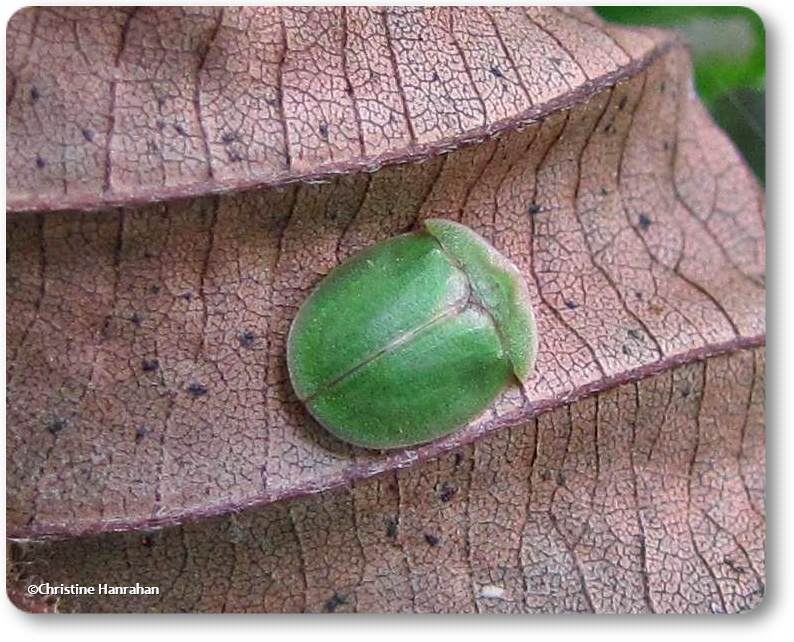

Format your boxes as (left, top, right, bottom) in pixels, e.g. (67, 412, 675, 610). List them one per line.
(100, 315, 113, 340)
(318, 123, 329, 139)
(141, 533, 156, 548)
(35, 156, 46, 169)
(600, 187, 609, 196)
(622, 344, 632, 356)
(174, 123, 187, 136)
(603, 121, 615, 134)
(723, 556, 746, 574)
(541, 470, 551, 482)
(564, 299, 578, 310)
(30, 86, 40, 102)
(638, 213, 652, 231)
(635, 290, 643, 300)
(556, 471, 566, 486)
(659, 80, 667, 93)
(627, 328, 644, 341)
(618, 95, 628, 110)
(324, 593, 347, 613)
(454, 452, 464, 467)
(135, 426, 149, 444)
(187, 382, 208, 398)
(680, 382, 692, 398)
(528, 202, 541, 215)
(385, 516, 398, 539)
(345, 80, 354, 96)
(82, 128, 94, 142)
(438, 481, 457, 503)
(141, 359, 159, 372)
(424, 533, 440, 547)
(489, 65, 504, 78)
(227, 150, 243, 162)
(221, 131, 237, 145)
(431, 71, 440, 82)
(238, 330, 256, 349)
(130, 312, 143, 327)
(150, 284, 161, 295)
(180, 291, 193, 301)
(47, 417, 68, 435)
(265, 97, 277, 108)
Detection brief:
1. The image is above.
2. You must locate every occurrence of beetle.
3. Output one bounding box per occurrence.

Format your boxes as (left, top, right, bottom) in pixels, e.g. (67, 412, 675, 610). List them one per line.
(286, 218, 537, 450)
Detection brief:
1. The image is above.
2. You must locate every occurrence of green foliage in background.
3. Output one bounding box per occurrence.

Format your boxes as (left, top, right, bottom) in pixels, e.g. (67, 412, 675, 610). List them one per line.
(596, 6, 765, 182)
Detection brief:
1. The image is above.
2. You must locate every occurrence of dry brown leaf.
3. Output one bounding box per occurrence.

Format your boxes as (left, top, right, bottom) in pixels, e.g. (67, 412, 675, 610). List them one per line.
(6, 7, 765, 613)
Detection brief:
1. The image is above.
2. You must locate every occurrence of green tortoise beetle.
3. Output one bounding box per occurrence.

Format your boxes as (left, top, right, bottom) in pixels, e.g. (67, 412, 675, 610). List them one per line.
(286, 218, 537, 450)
